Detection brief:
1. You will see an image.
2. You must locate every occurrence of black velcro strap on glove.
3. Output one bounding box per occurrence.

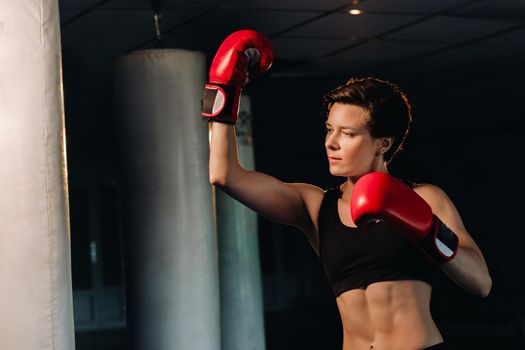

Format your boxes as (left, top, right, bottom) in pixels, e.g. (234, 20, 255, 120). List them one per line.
(419, 216, 459, 264)
(201, 83, 240, 125)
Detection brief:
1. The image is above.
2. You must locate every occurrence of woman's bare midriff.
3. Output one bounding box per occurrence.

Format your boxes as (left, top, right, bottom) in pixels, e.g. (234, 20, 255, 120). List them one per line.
(335, 279, 444, 350)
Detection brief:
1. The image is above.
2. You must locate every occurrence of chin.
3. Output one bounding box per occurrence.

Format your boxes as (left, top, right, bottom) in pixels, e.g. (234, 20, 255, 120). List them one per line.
(328, 166, 350, 177)
(330, 165, 369, 178)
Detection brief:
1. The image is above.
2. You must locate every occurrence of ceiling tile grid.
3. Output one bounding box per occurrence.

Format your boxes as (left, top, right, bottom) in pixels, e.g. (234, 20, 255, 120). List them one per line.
(479, 26, 525, 47)
(273, 39, 446, 78)
(271, 37, 352, 60)
(280, 12, 421, 39)
(57, 0, 525, 79)
(160, 9, 321, 56)
(450, 0, 525, 21)
(354, 0, 475, 13)
(385, 16, 519, 44)
(227, 0, 355, 11)
(323, 39, 447, 66)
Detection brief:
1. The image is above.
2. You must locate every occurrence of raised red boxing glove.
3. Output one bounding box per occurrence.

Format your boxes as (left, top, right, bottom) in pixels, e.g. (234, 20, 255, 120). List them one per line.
(202, 29, 274, 124)
(350, 172, 459, 264)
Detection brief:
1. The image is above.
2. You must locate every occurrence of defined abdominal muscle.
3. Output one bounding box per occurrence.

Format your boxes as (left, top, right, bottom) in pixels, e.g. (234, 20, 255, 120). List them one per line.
(336, 280, 440, 349)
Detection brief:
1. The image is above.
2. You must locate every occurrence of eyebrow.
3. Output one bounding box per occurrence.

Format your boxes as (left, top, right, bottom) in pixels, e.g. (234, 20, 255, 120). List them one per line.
(325, 122, 358, 130)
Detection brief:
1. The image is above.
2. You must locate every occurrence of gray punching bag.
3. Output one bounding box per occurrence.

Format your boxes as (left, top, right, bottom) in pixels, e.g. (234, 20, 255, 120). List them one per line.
(217, 96, 266, 350)
(0, 0, 75, 349)
(114, 49, 220, 350)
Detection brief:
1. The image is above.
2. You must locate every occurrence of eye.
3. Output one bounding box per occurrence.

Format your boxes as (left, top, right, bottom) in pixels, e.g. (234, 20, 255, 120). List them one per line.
(325, 128, 333, 134)
(343, 132, 356, 137)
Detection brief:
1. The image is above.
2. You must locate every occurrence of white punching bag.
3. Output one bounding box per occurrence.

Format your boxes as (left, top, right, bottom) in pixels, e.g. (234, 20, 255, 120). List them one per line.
(114, 49, 220, 350)
(0, 1, 75, 349)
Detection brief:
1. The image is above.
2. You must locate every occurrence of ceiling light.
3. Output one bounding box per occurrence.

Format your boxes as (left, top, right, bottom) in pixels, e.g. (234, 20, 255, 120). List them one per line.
(348, 9, 362, 15)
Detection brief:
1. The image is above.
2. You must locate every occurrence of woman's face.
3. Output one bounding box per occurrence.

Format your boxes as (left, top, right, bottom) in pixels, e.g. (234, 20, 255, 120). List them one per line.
(325, 102, 383, 177)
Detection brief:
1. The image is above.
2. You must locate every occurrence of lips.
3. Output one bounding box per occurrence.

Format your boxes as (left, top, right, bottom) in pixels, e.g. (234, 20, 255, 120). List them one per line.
(328, 156, 341, 162)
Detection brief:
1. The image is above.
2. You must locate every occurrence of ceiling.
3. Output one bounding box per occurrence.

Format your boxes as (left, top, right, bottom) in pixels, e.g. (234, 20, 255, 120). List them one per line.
(58, 0, 525, 80)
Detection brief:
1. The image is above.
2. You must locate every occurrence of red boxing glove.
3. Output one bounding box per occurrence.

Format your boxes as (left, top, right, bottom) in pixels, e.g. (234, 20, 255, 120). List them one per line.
(201, 29, 274, 124)
(350, 172, 459, 264)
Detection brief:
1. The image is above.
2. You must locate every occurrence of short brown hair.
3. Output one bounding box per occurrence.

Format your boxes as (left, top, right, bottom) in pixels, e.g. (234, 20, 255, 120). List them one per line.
(321, 77, 413, 165)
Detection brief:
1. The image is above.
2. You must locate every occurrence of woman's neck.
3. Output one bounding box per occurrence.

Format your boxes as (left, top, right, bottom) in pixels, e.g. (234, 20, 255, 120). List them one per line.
(340, 162, 389, 200)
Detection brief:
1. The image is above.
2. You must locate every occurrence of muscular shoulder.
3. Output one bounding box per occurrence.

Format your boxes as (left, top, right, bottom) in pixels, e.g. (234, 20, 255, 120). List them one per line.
(412, 183, 448, 211)
(412, 182, 466, 231)
(413, 183, 445, 206)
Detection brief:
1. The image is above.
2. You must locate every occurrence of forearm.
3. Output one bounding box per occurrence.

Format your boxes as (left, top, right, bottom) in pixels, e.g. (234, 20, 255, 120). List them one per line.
(209, 122, 243, 185)
(205, 30, 273, 186)
(441, 246, 492, 297)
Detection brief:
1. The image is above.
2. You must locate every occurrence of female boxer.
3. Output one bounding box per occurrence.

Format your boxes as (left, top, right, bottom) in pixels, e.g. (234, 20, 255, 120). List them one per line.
(204, 30, 492, 350)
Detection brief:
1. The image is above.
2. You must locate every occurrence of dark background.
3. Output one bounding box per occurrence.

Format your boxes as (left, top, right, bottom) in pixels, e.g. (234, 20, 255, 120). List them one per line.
(58, 0, 525, 349)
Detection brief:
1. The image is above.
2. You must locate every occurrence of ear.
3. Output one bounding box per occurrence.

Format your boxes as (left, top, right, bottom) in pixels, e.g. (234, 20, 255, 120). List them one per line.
(377, 137, 395, 155)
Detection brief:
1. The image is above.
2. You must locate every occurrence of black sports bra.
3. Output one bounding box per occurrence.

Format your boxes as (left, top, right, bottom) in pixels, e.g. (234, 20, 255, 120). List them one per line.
(318, 184, 436, 297)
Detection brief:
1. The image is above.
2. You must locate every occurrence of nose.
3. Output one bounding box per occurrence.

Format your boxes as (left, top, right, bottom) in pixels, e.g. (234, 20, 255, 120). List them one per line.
(325, 131, 339, 151)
